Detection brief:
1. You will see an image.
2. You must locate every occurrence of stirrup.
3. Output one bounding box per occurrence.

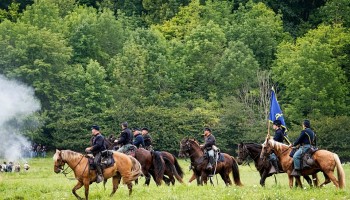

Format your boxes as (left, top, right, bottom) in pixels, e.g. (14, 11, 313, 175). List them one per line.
(291, 169, 301, 177)
(96, 175, 104, 183)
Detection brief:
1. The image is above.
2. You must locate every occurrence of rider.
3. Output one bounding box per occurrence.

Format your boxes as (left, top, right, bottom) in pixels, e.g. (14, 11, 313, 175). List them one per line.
(289, 119, 316, 176)
(201, 127, 216, 170)
(85, 125, 106, 183)
(269, 119, 286, 173)
(141, 127, 153, 151)
(116, 122, 133, 153)
(133, 128, 145, 148)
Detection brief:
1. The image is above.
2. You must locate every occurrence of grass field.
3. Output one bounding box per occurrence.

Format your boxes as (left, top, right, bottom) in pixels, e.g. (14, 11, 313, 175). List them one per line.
(0, 155, 349, 200)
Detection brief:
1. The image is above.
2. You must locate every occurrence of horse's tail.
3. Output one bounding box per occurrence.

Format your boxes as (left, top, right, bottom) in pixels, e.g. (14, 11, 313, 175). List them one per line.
(333, 153, 346, 189)
(152, 151, 165, 185)
(163, 155, 184, 183)
(171, 154, 184, 178)
(231, 156, 243, 186)
(129, 156, 143, 181)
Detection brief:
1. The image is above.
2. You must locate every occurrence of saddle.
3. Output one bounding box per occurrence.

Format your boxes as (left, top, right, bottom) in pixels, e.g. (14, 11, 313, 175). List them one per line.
(301, 147, 318, 169)
(204, 146, 225, 165)
(87, 150, 115, 170)
(123, 145, 137, 157)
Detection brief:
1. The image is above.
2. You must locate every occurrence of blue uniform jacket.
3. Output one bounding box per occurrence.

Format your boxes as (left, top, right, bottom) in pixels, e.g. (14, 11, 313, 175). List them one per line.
(91, 134, 106, 155)
(204, 134, 216, 149)
(134, 133, 145, 148)
(273, 128, 285, 143)
(293, 128, 315, 146)
(117, 128, 133, 145)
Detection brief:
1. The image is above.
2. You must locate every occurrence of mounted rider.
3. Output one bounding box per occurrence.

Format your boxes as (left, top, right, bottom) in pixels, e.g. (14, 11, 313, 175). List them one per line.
(200, 127, 216, 170)
(269, 119, 288, 173)
(133, 128, 145, 148)
(142, 127, 153, 151)
(85, 125, 106, 183)
(290, 119, 316, 176)
(115, 122, 133, 153)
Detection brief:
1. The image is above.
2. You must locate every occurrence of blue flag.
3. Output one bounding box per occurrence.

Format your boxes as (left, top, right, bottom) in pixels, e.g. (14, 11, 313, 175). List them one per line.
(269, 88, 286, 128)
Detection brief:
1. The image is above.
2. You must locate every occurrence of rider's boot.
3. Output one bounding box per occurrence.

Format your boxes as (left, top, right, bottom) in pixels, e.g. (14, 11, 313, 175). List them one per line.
(271, 159, 279, 174)
(291, 169, 301, 177)
(96, 164, 104, 183)
(206, 156, 214, 171)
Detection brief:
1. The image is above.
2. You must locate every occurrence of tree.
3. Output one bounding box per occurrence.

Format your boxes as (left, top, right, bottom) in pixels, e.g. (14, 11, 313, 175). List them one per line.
(272, 24, 350, 122)
(227, 2, 289, 69)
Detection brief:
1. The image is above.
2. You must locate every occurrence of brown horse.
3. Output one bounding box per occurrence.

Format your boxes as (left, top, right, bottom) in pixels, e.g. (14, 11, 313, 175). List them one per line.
(104, 137, 165, 186)
(261, 137, 346, 188)
(160, 151, 184, 185)
(237, 142, 316, 187)
(53, 149, 142, 200)
(179, 138, 243, 186)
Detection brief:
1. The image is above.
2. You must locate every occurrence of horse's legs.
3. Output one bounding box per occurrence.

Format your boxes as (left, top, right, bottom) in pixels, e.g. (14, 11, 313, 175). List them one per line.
(144, 173, 151, 186)
(288, 174, 294, 188)
(196, 175, 201, 186)
(201, 172, 208, 185)
(320, 172, 331, 187)
(72, 181, 84, 200)
(295, 176, 303, 188)
(311, 174, 319, 187)
(83, 179, 90, 200)
(188, 172, 196, 183)
(163, 176, 171, 186)
(260, 170, 268, 187)
(324, 171, 339, 188)
(127, 182, 133, 196)
(110, 173, 121, 197)
(303, 175, 313, 187)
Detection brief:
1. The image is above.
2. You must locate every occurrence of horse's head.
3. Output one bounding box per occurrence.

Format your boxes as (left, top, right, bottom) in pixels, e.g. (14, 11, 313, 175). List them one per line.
(179, 137, 200, 157)
(53, 149, 65, 173)
(260, 137, 274, 159)
(178, 137, 190, 158)
(236, 142, 248, 165)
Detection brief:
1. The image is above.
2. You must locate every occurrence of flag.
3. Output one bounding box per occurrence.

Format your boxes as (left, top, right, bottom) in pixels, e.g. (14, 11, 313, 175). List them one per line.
(269, 87, 286, 128)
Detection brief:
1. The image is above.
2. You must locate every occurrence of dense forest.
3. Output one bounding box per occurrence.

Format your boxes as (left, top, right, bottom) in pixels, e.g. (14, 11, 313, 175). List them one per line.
(1, 0, 349, 160)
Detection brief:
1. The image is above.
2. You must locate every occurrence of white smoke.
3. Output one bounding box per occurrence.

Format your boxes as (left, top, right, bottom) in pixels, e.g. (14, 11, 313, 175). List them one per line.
(0, 75, 41, 161)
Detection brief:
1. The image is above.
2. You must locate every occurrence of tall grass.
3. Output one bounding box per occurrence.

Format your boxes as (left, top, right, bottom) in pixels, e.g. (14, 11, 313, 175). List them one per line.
(0, 156, 349, 200)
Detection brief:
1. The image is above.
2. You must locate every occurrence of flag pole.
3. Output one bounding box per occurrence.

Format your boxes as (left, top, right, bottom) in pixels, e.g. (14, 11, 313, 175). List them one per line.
(267, 118, 271, 138)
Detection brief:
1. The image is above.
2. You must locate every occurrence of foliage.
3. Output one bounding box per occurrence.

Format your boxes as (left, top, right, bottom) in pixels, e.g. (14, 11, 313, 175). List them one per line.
(1, 157, 350, 199)
(0, 0, 349, 160)
(272, 24, 350, 121)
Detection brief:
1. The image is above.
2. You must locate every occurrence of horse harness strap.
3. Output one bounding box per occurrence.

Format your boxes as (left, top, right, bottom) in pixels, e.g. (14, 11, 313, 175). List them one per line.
(61, 154, 85, 177)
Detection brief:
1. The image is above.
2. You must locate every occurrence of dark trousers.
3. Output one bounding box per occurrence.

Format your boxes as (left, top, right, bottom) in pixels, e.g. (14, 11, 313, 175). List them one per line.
(94, 152, 102, 175)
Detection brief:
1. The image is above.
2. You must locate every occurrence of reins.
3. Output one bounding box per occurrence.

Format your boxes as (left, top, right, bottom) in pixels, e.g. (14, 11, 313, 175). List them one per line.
(59, 153, 87, 180)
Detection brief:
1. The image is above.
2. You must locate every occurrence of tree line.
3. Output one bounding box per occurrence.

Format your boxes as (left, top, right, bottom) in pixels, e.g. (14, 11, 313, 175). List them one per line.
(0, 0, 349, 160)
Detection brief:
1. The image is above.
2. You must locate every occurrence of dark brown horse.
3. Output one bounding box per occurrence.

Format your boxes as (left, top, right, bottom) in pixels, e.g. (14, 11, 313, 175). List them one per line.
(104, 138, 165, 186)
(53, 149, 142, 200)
(261, 137, 346, 188)
(160, 151, 184, 185)
(237, 142, 315, 187)
(179, 138, 243, 186)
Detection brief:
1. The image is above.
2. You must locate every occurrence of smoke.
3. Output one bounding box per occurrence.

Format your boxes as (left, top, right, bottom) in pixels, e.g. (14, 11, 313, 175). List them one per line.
(0, 75, 41, 161)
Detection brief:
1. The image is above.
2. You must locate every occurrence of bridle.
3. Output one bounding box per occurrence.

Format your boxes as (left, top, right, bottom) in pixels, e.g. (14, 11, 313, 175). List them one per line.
(237, 144, 260, 166)
(55, 151, 85, 176)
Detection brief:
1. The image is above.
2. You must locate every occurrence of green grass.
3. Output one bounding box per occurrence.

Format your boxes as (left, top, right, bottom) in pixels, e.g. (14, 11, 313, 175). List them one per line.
(0, 156, 349, 200)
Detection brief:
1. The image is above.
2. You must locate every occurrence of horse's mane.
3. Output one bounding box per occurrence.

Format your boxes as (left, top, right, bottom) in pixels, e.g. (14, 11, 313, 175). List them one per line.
(188, 139, 200, 146)
(268, 139, 288, 151)
(242, 142, 262, 150)
(57, 150, 82, 161)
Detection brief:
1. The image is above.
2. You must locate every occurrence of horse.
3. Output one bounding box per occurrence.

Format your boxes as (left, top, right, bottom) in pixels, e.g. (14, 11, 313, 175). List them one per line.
(104, 137, 165, 186)
(260, 137, 346, 188)
(236, 142, 316, 187)
(179, 137, 243, 186)
(160, 151, 184, 185)
(53, 149, 142, 200)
